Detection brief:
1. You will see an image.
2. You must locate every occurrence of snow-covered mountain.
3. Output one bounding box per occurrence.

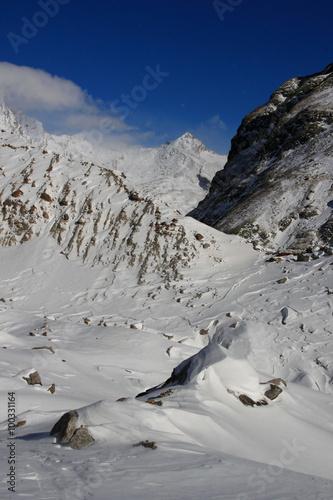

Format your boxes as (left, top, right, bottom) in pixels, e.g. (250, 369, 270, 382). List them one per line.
(0, 102, 227, 214)
(0, 85, 333, 500)
(190, 63, 333, 253)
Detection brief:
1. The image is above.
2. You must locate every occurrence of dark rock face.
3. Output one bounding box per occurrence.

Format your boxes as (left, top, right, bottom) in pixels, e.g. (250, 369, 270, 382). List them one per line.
(189, 64, 333, 252)
(50, 411, 78, 443)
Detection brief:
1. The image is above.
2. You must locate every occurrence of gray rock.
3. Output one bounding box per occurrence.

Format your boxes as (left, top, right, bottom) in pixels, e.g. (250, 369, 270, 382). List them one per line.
(50, 411, 78, 443)
(67, 426, 94, 450)
(50, 411, 94, 449)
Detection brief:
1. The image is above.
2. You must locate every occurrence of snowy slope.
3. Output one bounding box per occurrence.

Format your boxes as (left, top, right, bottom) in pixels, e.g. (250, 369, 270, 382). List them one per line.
(0, 102, 332, 500)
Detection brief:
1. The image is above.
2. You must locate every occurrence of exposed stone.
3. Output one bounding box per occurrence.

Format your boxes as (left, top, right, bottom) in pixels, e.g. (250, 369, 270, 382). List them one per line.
(32, 346, 55, 354)
(14, 420, 26, 428)
(267, 377, 287, 387)
(156, 388, 174, 398)
(146, 399, 163, 406)
(134, 440, 157, 450)
(50, 411, 78, 443)
(297, 253, 310, 262)
(129, 190, 142, 202)
(67, 426, 94, 450)
(264, 384, 283, 400)
(238, 394, 257, 407)
(11, 190, 23, 198)
(47, 384, 56, 394)
(40, 192, 52, 203)
(23, 371, 42, 385)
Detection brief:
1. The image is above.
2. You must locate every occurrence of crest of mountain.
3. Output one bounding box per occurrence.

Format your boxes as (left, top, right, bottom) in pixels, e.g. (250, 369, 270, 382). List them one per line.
(0, 102, 226, 284)
(189, 63, 333, 252)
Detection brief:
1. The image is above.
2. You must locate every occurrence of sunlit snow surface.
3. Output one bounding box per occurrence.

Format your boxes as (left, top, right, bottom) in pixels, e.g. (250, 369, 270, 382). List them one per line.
(0, 104, 332, 499)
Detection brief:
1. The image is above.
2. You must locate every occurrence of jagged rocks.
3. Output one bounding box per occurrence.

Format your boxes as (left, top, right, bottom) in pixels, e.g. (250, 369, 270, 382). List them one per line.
(50, 411, 78, 443)
(189, 63, 333, 253)
(50, 410, 94, 450)
(50, 410, 94, 449)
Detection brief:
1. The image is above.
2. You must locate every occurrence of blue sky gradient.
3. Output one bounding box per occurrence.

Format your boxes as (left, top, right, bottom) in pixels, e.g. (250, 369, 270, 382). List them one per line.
(0, 0, 332, 153)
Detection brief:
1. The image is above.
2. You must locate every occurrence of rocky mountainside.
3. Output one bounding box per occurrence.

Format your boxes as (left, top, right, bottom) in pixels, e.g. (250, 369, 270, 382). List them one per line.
(0, 103, 226, 285)
(0, 102, 227, 214)
(190, 63, 333, 253)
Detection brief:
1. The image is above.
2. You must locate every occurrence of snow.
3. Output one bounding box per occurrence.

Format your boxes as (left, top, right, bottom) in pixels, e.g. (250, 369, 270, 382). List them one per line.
(0, 103, 332, 499)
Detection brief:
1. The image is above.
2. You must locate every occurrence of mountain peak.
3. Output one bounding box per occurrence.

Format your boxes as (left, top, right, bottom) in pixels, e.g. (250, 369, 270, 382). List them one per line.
(0, 101, 46, 144)
(171, 132, 208, 152)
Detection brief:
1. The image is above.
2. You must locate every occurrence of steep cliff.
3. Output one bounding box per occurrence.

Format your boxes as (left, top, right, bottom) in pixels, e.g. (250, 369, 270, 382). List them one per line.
(190, 63, 333, 252)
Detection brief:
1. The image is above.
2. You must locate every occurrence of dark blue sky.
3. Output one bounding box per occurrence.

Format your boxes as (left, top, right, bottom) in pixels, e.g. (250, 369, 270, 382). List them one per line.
(0, 0, 332, 153)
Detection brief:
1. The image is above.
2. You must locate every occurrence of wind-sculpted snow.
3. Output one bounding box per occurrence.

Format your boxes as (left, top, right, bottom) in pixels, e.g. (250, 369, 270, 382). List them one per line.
(0, 98, 333, 499)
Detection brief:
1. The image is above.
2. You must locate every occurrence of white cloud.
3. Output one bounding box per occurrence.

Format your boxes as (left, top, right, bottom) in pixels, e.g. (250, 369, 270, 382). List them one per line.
(0, 62, 133, 138)
(0, 62, 90, 111)
(0, 63, 176, 149)
(64, 113, 130, 134)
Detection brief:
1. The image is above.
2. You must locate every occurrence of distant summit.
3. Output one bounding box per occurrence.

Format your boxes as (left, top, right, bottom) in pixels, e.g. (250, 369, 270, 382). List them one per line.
(0, 101, 46, 145)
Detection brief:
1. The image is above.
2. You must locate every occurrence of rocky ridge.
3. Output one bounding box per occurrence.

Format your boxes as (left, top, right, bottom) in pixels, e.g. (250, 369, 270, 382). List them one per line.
(0, 103, 219, 284)
(189, 63, 333, 252)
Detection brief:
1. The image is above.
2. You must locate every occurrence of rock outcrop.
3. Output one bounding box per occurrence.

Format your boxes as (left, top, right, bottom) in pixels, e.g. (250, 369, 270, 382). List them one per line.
(50, 410, 94, 449)
(190, 63, 333, 252)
